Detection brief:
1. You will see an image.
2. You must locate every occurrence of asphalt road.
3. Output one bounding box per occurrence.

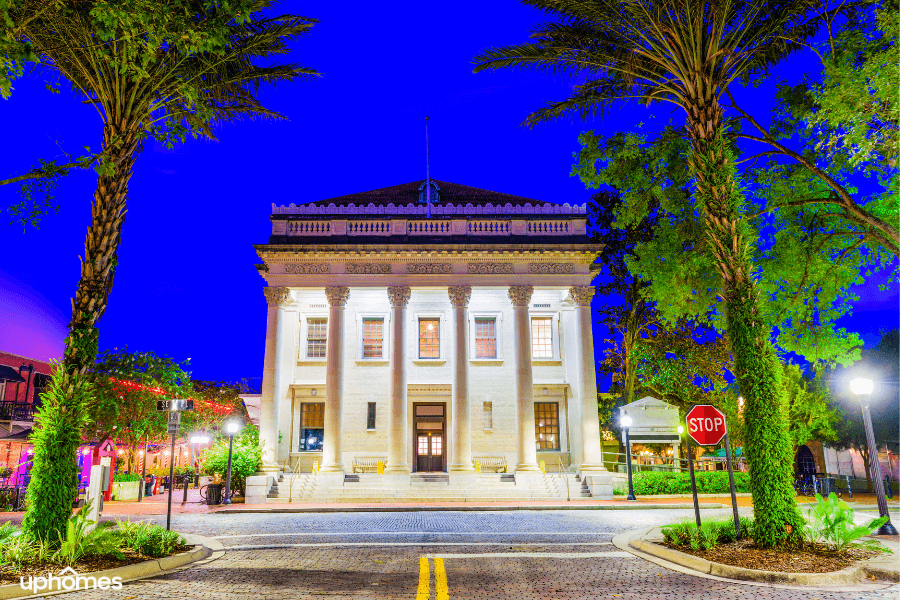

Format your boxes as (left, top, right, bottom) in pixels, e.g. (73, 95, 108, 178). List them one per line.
(22, 508, 900, 599)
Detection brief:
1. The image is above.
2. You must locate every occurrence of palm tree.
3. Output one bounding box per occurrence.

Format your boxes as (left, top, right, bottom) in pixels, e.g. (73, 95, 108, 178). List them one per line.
(9, 0, 318, 541)
(473, 0, 833, 547)
(12, 0, 318, 376)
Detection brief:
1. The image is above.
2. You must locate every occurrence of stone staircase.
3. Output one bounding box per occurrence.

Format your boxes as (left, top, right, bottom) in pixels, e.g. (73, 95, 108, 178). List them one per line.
(266, 471, 593, 503)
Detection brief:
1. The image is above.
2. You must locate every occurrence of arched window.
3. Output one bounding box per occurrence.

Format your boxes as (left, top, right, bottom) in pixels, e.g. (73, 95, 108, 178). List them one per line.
(418, 181, 441, 204)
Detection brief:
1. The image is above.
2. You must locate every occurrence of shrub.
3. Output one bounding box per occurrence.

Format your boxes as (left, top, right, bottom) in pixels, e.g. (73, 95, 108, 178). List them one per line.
(805, 492, 890, 552)
(54, 501, 124, 565)
(22, 368, 91, 543)
(113, 473, 142, 482)
(201, 430, 261, 494)
(115, 520, 186, 558)
(631, 471, 750, 495)
(661, 516, 756, 550)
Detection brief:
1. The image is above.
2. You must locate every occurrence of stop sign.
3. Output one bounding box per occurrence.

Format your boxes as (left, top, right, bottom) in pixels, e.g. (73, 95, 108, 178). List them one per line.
(685, 405, 727, 446)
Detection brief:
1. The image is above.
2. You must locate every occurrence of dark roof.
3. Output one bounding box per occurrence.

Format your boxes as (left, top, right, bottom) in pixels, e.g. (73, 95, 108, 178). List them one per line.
(303, 180, 555, 207)
(0, 366, 26, 383)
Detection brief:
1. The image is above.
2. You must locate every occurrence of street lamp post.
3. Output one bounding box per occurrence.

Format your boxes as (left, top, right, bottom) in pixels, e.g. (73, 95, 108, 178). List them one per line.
(190, 435, 209, 489)
(222, 422, 241, 506)
(850, 377, 898, 536)
(621, 414, 636, 501)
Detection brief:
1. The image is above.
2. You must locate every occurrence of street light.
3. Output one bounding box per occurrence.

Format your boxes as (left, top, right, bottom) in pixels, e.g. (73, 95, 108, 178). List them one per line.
(190, 435, 210, 489)
(621, 414, 636, 501)
(222, 421, 241, 505)
(850, 377, 897, 535)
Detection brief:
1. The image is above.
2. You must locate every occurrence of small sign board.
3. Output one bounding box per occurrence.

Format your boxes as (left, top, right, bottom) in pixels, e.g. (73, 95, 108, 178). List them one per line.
(619, 397, 681, 444)
(157, 399, 194, 412)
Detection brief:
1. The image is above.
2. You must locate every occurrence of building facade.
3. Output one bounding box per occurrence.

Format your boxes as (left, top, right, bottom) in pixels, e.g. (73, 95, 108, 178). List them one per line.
(252, 181, 613, 499)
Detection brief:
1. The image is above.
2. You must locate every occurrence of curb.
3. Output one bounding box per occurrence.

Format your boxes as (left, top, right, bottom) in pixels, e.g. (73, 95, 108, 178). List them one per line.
(217, 502, 725, 514)
(0, 533, 224, 599)
(613, 525, 898, 589)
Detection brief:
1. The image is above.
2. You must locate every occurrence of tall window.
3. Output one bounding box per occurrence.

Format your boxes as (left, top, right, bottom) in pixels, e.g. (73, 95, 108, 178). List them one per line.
(535, 402, 560, 450)
(299, 403, 324, 451)
(307, 318, 327, 358)
(474, 318, 497, 359)
(362, 318, 384, 358)
(531, 317, 553, 358)
(419, 319, 440, 358)
(367, 402, 377, 430)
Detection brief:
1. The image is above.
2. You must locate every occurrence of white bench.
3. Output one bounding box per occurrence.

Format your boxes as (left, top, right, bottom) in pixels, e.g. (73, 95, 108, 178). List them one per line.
(473, 456, 507, 473)
(352, 456, 387, 473)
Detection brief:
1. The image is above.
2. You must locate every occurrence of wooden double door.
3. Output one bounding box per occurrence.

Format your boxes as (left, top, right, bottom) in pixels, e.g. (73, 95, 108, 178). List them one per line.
(414, 403, 445, 472)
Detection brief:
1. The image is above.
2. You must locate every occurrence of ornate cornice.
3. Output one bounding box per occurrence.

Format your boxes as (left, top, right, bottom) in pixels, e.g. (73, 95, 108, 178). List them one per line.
(387, 286, 412, 307)
(284, 263, 330, 274)
(346, 263, 391, 274)
(529, 263, 574, 274)
(407, 263, 452, 274)
(448, 286, 472, 307)
(324, 286, 350, 307)
(264, 287, 293, 307)
(569, 286, 595, 306)
(508, 285, 534, 307)
(468, 263, 512, 274)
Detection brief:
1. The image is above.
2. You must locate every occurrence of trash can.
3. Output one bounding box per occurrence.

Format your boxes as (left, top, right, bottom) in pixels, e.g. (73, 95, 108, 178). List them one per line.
(206, 483, 223, 505)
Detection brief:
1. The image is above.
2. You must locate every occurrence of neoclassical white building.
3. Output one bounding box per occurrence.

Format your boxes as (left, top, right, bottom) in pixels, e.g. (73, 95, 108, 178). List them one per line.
(250, 180, 613, 501)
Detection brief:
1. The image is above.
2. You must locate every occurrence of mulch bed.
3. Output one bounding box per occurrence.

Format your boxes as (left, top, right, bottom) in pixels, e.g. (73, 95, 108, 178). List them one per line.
(661, 537, 878, 573)
(0, 547, 187, 585)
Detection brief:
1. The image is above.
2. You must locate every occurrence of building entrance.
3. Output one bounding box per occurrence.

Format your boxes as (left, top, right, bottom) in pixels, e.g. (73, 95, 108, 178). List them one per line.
(413, 404, 445, 472)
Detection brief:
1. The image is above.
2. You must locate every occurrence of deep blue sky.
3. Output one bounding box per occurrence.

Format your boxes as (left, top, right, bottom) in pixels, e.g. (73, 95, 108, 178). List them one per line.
(0, 1, 896, 387)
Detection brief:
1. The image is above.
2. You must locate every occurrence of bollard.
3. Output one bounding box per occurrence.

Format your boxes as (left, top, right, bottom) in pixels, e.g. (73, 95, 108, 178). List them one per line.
(182, 475, 189, 504)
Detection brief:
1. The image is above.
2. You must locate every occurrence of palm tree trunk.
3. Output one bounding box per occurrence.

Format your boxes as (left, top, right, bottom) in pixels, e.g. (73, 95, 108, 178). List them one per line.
(62, 124, 137, 376)
(686, 106, 804, 547)
(23, 123, 137, 541)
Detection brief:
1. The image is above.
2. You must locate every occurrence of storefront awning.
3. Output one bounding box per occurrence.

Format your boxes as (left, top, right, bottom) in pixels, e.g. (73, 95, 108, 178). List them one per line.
(0, 366, 26, 384)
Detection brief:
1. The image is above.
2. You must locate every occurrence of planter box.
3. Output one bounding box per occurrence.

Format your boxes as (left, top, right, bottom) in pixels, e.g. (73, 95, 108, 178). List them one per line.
(111, 481, 140, 501)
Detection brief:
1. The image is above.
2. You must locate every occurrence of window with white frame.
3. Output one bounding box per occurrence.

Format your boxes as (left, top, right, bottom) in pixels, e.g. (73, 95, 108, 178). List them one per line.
(531, 317, 553, 358)
(474, 317, 497, 359)
(418, 318, 440, 358)
(306, 318, 328, 358)
(362, 318, 384, 358)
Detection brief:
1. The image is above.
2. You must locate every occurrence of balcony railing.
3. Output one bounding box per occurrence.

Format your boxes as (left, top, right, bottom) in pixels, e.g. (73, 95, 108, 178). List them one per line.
(0, 402, 36, 422)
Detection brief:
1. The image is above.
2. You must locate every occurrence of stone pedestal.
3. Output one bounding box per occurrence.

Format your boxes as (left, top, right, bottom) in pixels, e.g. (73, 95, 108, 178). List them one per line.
(245, 475, 273, 505)
(581, 471, 614, 500)
(514, 470, 543, 486)
(316, 470, 345, 488)
(449, 470, 477, 487)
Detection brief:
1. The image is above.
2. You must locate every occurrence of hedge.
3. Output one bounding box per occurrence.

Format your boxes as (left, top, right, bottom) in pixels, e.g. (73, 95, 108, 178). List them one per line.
(631, 471, 750, 495)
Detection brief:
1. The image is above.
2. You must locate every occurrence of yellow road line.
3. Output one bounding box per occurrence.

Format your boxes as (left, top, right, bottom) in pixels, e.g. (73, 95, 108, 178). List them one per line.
(416, 556, 430, 600)
(434, 557, 449, 600)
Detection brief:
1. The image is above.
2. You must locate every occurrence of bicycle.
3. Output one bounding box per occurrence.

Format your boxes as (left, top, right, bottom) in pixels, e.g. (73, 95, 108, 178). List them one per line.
(198, 483, 239, 503)
(793, 476, 815, 497)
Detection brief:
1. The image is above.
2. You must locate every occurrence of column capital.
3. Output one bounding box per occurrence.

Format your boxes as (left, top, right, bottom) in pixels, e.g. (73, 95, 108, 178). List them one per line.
(264, 287, 293, 307)
(387, 286, 412, 307)
(448, 285, 472, 307)
(508, 285, 534, 307)
(569, 286, 595, 307)
(325, 286, 350, 307)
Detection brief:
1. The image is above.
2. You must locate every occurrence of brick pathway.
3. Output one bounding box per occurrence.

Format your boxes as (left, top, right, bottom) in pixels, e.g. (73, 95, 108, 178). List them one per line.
(19, 509, 896, 600)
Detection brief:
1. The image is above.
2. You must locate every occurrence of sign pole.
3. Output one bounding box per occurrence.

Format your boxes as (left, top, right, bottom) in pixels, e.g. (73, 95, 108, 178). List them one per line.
(686, 434, 701, 528)
(166, 431, 176, 531)
(723, 432, 742, 540)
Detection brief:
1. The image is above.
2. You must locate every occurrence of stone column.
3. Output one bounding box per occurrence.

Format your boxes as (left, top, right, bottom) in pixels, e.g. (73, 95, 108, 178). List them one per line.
(509, 285, 541, 483)
(274, 298, 296, 466)
(319, 286, 349, 485)
(259, 287, 291, 475)
(570, 285, 612, 499)
(449, 286, 475, 485)
(384, 286, 411, 485)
